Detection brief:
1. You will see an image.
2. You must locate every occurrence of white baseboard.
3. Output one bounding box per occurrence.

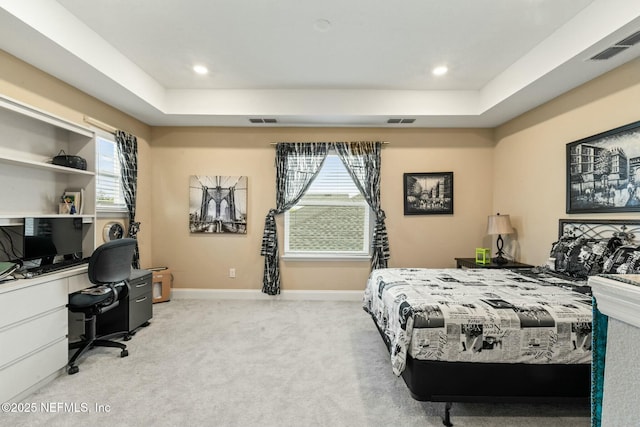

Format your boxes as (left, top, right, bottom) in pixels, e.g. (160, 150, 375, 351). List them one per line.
(170, 288, 363, 301)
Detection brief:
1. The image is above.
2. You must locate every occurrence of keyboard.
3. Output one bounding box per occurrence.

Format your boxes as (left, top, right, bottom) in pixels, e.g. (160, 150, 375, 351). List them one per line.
(27, 258, 89, 276)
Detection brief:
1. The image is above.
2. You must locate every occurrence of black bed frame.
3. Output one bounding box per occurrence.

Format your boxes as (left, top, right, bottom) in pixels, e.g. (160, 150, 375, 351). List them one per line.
(373, 219, 640, 426)
(374, 323, 589, 426)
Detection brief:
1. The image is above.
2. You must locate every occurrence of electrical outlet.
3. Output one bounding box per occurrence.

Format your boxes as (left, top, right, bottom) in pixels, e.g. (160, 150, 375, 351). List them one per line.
(229, 268, 236, 278)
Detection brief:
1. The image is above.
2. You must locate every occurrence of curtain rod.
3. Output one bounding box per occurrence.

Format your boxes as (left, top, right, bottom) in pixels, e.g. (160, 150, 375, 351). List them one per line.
(83, 115, 117, 134)
(269, 141, 389, 146)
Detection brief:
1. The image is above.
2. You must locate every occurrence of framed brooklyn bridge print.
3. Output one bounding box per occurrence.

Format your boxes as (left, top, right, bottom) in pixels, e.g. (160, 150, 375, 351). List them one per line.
(189, 175, 248, 233)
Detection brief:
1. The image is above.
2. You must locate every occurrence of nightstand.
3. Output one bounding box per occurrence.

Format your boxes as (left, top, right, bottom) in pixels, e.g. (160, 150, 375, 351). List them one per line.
(455, 257, 533, 269)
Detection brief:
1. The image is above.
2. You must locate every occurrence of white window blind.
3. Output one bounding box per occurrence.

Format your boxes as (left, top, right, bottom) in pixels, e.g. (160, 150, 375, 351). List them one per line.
(96, 134, 127, 212)
(284, 154, 371, 259)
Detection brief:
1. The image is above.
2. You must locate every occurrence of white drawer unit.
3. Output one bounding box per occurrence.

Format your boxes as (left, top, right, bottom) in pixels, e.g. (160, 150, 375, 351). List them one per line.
(0, 278, 67, 327)
(0, 339, 68, 403)
(0, 308, 67, 370)
(0, 268, 87, 403)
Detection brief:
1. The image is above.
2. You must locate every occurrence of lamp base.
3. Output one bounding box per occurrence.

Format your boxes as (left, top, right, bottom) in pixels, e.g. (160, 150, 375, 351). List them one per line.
(493, 234, 509, 265)
(493, 255, 509, 265)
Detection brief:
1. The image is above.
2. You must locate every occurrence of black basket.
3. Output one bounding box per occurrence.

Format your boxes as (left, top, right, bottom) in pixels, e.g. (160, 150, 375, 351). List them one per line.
(52, 150, 87, 170)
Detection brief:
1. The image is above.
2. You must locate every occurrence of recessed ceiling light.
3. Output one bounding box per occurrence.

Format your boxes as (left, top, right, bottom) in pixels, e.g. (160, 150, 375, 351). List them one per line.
(432, 65, 448, 76)
(193, 65, 208, 75)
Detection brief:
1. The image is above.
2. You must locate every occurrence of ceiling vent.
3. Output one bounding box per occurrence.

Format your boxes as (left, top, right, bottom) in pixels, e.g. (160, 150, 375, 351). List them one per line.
(249, 118, 277, 124)
(589, 30, 640, 61)
(387, 118, 415, 124)
(617, 30, 640, 47)
(590, 46, 629, 61)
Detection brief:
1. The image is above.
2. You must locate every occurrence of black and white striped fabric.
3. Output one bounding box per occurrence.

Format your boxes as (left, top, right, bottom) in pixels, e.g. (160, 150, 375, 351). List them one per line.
(261, 143, 329, 295)
(261, 141, 389, 295)
(115, 130, 140, 269)
(335, 141, 389, 270)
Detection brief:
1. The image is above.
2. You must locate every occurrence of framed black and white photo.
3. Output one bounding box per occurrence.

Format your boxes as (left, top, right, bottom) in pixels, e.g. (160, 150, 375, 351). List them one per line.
(189, 175, 248, 233)
(403, 172, 453, 215)
(567, 120, 640, 214)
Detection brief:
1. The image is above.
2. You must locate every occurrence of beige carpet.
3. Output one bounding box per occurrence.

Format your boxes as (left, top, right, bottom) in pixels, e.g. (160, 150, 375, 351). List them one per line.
(6, 299, 589, 427)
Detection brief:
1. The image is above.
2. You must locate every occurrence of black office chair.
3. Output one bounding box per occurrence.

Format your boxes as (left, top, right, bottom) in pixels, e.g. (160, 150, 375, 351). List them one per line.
(67, 238, 137, 375)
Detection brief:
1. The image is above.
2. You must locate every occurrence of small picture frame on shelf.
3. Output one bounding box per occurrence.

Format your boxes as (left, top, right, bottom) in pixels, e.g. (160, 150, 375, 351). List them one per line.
(62, 189, 83, 215)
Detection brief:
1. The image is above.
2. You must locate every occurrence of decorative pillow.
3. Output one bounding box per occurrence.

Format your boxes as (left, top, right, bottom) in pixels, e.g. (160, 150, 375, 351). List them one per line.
(549, 236, 625, 278)
(547, 236, 578, 273)
(602, 245, 640, 274)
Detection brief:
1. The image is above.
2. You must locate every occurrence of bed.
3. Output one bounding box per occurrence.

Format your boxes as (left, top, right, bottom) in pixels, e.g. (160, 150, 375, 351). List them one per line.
(363, 219, 640, 426)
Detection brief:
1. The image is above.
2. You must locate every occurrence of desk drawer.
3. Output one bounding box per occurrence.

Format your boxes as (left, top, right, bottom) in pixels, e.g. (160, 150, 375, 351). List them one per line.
(0, 308, 67, 369)
(129, 276, 151, 299)
(0, 279, 67, 328)
(129, 290, 152, 331)
(0, 338, 67, 403)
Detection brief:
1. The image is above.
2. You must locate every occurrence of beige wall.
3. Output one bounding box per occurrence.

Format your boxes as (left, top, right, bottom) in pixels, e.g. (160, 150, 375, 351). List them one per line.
(150, 127, 495, 291)
(0, 50, 153, 268)
(4, 46, 640, 292)
(493, 57, 640, 266)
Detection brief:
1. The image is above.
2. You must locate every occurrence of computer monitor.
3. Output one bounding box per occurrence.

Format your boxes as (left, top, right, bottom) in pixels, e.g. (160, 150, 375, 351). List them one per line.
(23, 217, 83, 265)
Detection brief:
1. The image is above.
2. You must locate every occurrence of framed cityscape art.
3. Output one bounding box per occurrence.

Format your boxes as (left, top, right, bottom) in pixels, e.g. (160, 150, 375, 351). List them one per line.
(566, 120, 640, 213)
(403, 172, 454, 215)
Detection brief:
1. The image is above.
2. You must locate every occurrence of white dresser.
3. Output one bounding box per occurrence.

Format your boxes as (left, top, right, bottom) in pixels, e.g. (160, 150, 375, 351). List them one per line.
(0, 266, 90, 403)
(589, 274, 640, 427)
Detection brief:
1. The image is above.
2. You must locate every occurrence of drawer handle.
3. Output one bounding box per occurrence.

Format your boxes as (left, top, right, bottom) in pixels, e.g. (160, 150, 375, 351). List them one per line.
(135, 296, 148, 303)
(135, 283, 148, 288)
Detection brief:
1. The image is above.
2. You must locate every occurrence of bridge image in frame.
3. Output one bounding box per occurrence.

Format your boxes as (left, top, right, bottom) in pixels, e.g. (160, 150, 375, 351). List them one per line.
(189, 175, 248, 234)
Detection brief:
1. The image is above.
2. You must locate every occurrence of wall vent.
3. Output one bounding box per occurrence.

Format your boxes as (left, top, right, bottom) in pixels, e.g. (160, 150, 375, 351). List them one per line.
(589, 30, 640, 61)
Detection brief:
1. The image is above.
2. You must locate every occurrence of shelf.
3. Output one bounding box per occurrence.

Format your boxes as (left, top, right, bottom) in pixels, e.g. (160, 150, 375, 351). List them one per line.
(0, 155, 94, 176)
(0, 93, 97, 256)
(0, 95, 93, 139)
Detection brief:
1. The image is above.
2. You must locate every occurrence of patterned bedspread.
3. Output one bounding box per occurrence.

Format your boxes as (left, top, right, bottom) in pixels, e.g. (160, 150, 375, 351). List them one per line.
(363, 268, 592, 375)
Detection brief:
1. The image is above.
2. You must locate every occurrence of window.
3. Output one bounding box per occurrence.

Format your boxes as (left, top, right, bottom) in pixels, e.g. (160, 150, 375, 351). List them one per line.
(284, 154, 371, 259)
(96, 133, 127, 213)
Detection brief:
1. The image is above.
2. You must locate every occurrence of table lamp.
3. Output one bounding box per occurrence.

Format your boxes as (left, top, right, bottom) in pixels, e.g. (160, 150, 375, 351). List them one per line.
(487, 213, 514, 265)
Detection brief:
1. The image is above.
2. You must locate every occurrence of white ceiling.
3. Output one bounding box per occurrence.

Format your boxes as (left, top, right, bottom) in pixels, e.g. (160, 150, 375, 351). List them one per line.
(0, 0, 639, 128)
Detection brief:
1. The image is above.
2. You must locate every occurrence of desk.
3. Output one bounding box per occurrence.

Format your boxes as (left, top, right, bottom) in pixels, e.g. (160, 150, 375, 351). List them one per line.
(0, 266, 90, 403)
(0, 267, 152, 402)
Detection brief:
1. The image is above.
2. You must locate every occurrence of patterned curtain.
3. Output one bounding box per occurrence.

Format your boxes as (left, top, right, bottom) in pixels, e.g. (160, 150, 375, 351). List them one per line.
(115, 130, 140, 269)
(261, 143, 330, 295)
(334, 141, 389, 270)
(591, 298, 608, 427)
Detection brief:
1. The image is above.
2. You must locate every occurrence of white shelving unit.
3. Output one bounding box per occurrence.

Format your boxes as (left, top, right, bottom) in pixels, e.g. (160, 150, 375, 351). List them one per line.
(0, 94, 96, 254)
(0, 94, 98, 401)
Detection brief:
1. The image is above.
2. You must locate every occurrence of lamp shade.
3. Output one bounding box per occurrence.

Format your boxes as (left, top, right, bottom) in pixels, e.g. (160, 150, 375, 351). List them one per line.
(487, 214, 514, 235)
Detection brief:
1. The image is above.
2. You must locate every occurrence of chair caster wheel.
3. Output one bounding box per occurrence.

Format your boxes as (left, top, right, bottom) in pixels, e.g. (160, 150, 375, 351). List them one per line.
(124, 334, 132, 341)
(68, 365, 79, 375)
(121, 349, 129, 358)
